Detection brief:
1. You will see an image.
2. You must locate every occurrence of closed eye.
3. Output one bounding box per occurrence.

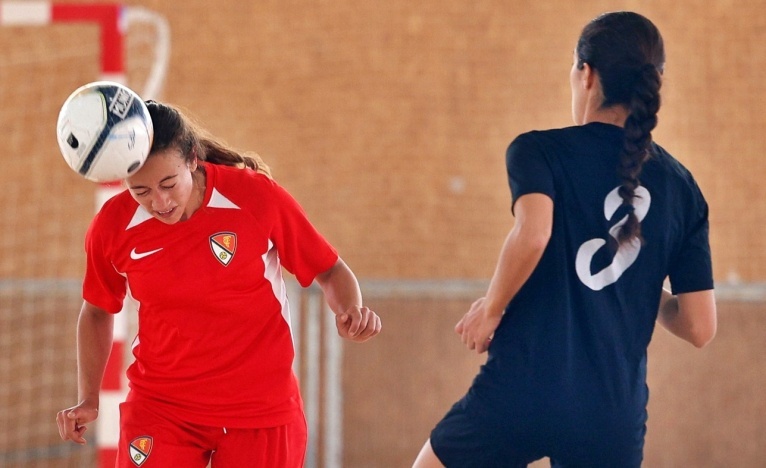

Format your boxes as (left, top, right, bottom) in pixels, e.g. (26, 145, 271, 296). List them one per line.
(133, 184, 174, 197)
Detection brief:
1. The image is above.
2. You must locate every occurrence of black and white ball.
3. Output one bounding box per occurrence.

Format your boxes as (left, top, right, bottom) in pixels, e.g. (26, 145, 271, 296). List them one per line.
(56, 81, 153, 183)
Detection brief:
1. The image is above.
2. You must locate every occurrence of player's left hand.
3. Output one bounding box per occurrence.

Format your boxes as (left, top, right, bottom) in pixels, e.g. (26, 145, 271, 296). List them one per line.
(336, 306, 381, 342)
(455, 297, 502, 353)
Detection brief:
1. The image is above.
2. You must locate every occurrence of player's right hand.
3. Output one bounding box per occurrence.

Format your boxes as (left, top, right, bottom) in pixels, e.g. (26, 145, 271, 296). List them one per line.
(336, 305, 382, 342)
(56, 400, 99, 445)
(455, 297, 502, 354)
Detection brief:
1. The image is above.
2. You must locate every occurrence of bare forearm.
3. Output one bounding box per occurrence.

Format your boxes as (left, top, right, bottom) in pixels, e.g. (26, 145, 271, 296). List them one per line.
(657, 288, 681, 330)
(315, 259, 363, 315)
(657, 288, 717, 348)
(484, 228, 548, 317)
(482, 194, 552, 316)
(316, 258, 381, 342)
(76, 302, 114, 404)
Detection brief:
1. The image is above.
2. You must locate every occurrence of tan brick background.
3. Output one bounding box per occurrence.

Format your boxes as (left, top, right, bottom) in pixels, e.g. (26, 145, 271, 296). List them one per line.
(1, 0, 764, 466)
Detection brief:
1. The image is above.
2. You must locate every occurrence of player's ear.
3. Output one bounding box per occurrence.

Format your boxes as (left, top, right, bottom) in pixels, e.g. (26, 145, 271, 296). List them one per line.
(188, 150, 199, 172)
(581, 62, 597, 90)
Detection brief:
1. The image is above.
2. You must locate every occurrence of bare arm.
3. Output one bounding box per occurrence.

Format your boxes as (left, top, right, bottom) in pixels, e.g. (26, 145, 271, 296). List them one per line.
(657, 288, 717, 348)
(56, 301, 114, 444)
(315, 258, 381, 342)
(456, 193, 553, 352)
(483, 194, 554, 317)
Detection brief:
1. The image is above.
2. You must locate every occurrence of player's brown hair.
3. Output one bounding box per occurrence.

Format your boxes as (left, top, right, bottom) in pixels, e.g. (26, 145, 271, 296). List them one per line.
(576, 11, 664, 245)
(145, 100, 271, 177)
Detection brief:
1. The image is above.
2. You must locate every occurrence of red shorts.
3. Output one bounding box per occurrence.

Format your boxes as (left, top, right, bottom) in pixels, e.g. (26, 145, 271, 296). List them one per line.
(116, 398, 307, 468)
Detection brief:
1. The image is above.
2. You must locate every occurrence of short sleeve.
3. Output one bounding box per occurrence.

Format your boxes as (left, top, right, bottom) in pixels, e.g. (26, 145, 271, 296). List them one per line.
(82, 212, 127, 313)
(668, 181, 714, 294)
(267, 182, 339, 287)
(506, 133, 556, 214)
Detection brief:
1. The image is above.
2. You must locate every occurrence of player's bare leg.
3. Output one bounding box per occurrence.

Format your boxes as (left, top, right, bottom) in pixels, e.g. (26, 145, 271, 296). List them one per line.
(412, 439, 444, 468)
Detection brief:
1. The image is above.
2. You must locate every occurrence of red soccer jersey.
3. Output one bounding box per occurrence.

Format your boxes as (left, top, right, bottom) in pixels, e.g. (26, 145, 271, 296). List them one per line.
(83, 162, 338, 427)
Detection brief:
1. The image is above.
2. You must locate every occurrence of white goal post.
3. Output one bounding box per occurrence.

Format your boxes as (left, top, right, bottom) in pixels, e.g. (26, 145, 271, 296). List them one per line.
(0, 2, 169, 466)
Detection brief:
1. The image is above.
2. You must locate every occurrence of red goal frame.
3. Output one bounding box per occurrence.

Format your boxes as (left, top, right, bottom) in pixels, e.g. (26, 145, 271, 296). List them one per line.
(1, 3, 127, 466)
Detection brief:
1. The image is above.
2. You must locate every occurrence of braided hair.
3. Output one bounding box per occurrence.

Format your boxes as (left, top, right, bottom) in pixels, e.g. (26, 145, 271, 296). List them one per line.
(576, 12, 664, 244)
(145, 100, 271, 177)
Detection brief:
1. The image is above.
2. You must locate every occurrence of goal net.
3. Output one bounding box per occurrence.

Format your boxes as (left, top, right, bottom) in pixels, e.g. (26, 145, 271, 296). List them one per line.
(0, 3, 168, 466)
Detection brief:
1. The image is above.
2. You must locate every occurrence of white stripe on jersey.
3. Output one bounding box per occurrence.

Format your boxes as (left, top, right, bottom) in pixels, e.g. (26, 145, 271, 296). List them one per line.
(261, 239, 293, 343)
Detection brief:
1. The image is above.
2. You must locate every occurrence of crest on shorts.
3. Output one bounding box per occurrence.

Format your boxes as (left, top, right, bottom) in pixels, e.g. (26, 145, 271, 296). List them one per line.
(129, 436, 153, 466)
(210, 232, 237, 266)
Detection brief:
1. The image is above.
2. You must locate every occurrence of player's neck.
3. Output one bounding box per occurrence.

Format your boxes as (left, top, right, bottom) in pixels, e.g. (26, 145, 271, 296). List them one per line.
(181, 170, 207, 221)
(582, 104, 629, 128)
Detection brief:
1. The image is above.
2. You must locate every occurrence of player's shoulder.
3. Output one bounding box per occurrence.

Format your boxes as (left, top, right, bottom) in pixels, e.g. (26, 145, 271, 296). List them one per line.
(508, 125, 591, 151)
(507, 129, 544, 154)
(92, 189, 140, 232)
(648, 143, 700, 187)
(515, 125, 589, 140)
(641, 143, 708, 210)
(205, 163, 282, 208)
(509, 128, 548, 147)
(212, 163, 273, 186)
(506, 126, 577, 163)
(650, 144, 690, 174)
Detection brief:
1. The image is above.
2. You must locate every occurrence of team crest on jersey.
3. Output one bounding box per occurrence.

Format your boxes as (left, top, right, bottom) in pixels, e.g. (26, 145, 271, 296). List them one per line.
(210, 232, 237, 266)
(128, 436, 152, 466)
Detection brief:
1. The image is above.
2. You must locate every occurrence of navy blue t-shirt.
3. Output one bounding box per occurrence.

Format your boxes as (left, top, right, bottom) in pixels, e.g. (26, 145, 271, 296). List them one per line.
(466, 123, 713, 449)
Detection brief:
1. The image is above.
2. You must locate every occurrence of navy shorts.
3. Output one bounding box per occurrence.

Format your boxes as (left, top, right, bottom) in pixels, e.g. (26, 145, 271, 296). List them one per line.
(430, 393, 645, 468)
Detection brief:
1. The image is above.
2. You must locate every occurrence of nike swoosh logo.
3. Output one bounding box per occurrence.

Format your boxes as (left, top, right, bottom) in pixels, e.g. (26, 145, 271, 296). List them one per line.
(130, 247, 163, 260)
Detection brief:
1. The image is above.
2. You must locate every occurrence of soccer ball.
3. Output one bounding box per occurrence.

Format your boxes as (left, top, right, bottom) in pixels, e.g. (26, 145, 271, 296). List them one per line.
(56, 81, 154, 183)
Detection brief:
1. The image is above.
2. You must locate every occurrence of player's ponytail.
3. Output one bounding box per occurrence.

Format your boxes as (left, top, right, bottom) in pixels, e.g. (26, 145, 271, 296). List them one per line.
(576, 11, 664, 244)
(198, 137, 271, 177)
(145, 100, 271, 178)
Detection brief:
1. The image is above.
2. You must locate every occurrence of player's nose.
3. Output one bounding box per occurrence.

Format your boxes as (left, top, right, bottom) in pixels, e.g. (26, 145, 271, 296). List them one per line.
(150, 191, 172, 211)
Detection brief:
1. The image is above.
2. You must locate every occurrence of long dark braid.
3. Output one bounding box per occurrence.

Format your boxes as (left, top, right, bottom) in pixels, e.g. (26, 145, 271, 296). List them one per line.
(576, 12, 665, 244)
(617, 64, 661, 243)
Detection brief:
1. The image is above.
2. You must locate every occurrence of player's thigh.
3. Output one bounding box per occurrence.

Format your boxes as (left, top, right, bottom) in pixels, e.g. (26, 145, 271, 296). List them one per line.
(413, 439, 447, 468)
(211, 414, 308, 468)
(117, 400, 212, 468)
(429, 397, 543, 468)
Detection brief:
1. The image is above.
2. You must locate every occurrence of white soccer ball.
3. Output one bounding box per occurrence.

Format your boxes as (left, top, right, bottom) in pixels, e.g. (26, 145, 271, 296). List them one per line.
(56, 81, 153, 183)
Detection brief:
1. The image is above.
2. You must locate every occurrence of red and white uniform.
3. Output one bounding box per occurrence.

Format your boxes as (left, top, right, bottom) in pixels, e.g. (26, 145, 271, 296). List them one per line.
(83, 162, 338, 428)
